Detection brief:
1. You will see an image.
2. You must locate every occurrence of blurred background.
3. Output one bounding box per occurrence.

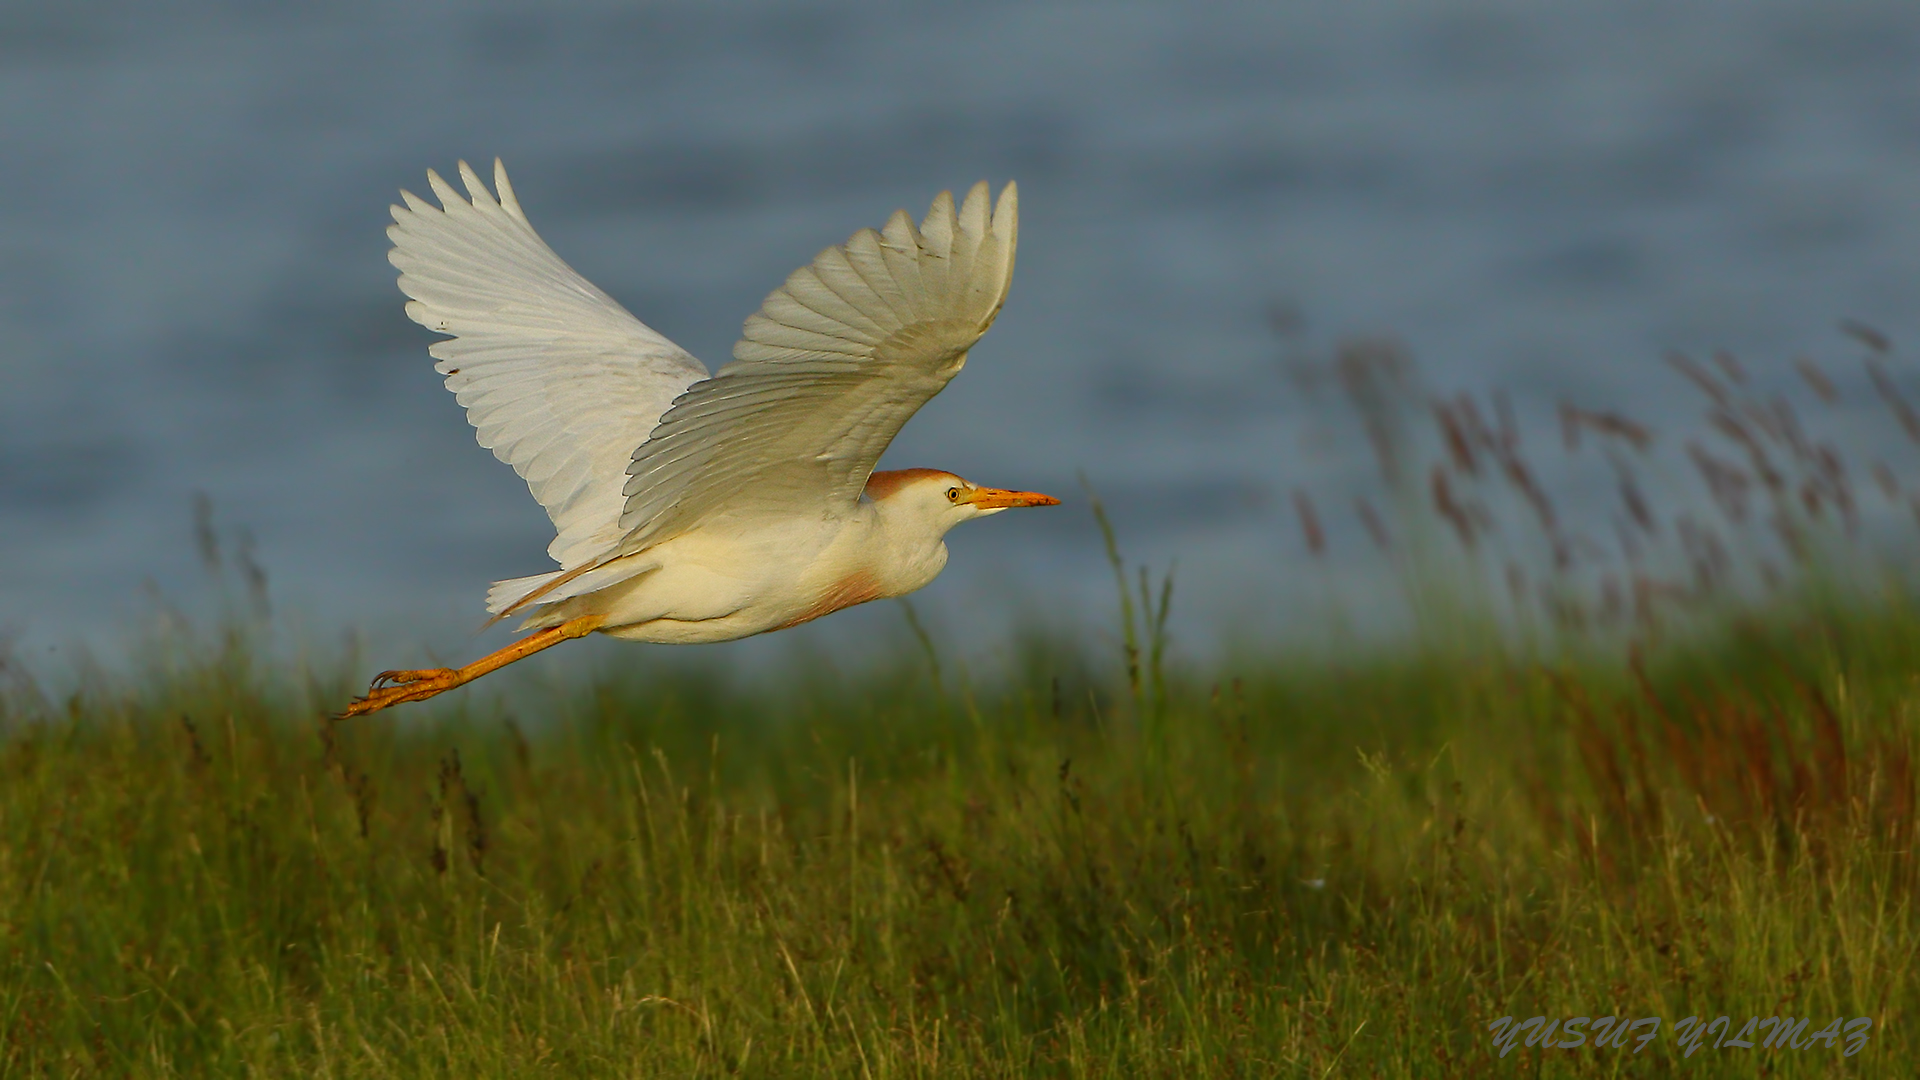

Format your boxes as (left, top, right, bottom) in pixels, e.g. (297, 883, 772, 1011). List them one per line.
(6, 0, 1920, 673)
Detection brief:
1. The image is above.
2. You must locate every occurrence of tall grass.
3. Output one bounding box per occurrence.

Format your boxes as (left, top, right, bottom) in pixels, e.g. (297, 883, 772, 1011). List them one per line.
(0, 586, 1913, 1075)
(1282, 324, 1920, 649)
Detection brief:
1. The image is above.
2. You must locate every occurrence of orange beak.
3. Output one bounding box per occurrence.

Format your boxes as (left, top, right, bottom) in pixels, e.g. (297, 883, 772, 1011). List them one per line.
(962, 486, 1061, 509)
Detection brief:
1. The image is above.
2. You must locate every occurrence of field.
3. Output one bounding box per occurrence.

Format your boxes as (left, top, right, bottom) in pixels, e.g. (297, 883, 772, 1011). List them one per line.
(6, 343, 1918, 1076)
(0, 577, 1913, 1076)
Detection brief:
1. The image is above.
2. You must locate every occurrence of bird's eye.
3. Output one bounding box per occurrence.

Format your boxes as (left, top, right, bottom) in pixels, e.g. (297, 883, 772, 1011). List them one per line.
(946, 487, 961, 502)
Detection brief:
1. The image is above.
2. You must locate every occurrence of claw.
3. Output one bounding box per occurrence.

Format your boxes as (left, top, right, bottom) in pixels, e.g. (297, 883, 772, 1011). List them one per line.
(339, 669, 463, 720)
(371, 668, 455, 690)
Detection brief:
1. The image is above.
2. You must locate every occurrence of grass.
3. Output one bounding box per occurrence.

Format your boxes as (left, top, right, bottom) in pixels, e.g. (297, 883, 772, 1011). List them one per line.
(0, 591, 1913, 1077)
(7, 330, 1917, 1074)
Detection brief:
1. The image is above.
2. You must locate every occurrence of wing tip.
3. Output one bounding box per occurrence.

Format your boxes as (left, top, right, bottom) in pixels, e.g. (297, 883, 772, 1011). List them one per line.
(424, 167, 462, 210)
(457, 159, 492, 207)
(921, 189, 957, 250)
(493, 158, 527, 222)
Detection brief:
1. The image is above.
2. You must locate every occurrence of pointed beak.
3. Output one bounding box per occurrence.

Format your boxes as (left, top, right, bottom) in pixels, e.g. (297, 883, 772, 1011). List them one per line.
(962, 486, 1061, 510)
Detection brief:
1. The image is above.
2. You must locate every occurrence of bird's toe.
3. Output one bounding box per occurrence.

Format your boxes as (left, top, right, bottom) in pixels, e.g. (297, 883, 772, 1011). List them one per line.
(370, 667, 457, 690)
(340, 670, 462, 719)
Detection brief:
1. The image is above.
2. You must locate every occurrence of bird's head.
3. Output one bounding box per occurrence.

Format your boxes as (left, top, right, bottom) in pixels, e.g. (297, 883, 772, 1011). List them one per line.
(864, 468, 1059, 534)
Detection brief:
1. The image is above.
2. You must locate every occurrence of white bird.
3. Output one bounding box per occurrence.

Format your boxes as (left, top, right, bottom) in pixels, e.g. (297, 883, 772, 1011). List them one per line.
(341, 161, 1056, 717)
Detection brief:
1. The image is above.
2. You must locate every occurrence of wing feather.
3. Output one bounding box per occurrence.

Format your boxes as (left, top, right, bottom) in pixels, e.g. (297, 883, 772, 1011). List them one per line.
(877, 210, 928, 310)
(735, 315, 877, 358)
(947, 183, 987, 296)
(917, 191, 955, 300)
(843, 228, 916, 324)
(614, 182, 1017, 552)
(811, 244, 904, 331)
(390, 159, 709, 572)
(760, 289, 880, 343)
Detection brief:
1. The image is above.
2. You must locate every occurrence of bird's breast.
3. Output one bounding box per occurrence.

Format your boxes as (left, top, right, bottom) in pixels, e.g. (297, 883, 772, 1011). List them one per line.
(771, 568, 887, 631)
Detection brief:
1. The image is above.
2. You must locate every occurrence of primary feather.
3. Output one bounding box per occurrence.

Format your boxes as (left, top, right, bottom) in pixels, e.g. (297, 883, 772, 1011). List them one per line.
(388, 160, 708, 572)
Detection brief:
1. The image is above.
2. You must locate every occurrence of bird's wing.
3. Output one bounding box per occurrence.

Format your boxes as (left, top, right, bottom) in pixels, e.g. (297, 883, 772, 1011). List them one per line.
(614, 180, 1017, 551)
(389, 160, 709, 570)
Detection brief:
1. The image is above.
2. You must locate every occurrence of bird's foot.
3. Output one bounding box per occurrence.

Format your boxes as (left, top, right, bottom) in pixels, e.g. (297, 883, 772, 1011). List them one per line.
(370, 668, 454, 690)
(338, 668, 462, 719)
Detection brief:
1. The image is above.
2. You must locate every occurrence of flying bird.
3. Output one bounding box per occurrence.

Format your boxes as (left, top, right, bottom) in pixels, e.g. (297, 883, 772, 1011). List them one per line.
(340, 161, 1055, 717)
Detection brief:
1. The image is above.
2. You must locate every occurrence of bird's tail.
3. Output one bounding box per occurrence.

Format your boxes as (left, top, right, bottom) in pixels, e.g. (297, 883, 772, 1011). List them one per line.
(485, 572, 563, 618)
(483, 556, 661, 626)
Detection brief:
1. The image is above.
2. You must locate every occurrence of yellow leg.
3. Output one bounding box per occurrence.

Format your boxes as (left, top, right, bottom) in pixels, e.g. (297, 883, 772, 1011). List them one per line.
(338, 614, 605, 719)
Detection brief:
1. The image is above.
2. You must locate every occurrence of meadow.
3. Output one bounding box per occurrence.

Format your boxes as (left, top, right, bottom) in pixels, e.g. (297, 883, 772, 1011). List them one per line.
(4, 341, 1917, 1076)
(0, 579, 1913, 1076)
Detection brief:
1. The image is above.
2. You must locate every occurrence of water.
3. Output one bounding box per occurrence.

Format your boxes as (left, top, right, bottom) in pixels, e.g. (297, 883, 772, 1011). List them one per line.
(6, 0, 1920, 673)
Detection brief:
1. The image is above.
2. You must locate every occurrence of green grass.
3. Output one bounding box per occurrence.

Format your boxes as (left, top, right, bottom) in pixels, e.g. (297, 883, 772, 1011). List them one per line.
(0, 596, 1914, 1076)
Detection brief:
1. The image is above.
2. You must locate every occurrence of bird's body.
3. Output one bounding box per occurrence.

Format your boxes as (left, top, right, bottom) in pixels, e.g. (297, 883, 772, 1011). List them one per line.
(341, 162, 1054, 716)
(522, 471, 956, 643)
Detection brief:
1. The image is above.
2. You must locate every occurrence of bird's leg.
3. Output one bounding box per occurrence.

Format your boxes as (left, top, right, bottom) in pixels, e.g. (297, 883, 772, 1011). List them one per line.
(338, 614, 605, 719)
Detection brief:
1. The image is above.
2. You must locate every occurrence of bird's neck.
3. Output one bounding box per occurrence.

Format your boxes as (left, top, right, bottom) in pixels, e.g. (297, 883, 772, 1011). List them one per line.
(862, 499, 953, 597)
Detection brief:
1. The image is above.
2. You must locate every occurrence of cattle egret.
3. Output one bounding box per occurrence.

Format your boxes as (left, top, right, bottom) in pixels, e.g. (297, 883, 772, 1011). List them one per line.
(340, 161, 1055, 717)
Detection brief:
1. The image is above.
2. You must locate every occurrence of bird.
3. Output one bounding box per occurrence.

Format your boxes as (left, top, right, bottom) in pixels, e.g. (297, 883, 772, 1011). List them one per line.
(339, 160, 1057, 717)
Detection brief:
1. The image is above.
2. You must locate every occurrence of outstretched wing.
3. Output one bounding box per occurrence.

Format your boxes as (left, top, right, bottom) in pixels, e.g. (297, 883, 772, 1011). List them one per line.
(615, 180, 1017, 552)
(390, 159, 709, 570)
